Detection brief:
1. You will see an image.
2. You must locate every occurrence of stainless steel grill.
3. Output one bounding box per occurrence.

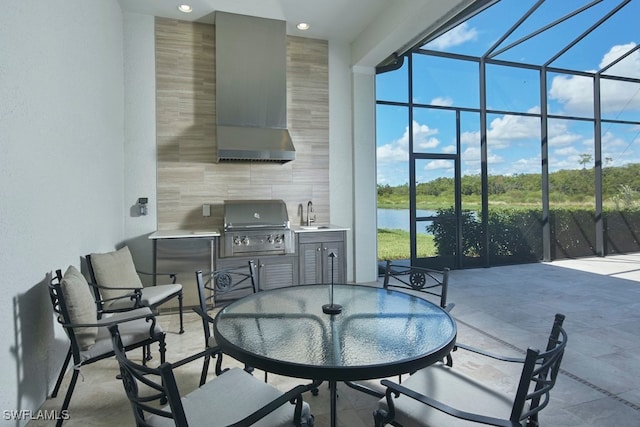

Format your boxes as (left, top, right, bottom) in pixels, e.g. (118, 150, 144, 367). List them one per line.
(221, 199, 294, 257)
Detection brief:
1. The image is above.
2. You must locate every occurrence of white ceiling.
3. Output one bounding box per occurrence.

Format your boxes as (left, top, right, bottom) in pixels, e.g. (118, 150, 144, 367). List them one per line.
(117, 0, 478, 68)
(117, 0, 391, 43)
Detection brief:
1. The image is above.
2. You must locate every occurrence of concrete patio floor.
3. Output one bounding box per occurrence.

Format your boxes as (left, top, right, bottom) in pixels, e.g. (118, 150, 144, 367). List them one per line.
(32, 254, 640, 426)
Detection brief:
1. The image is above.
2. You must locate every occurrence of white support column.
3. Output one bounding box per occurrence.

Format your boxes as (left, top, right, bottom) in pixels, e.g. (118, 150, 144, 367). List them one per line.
(351, 65, 378, 283)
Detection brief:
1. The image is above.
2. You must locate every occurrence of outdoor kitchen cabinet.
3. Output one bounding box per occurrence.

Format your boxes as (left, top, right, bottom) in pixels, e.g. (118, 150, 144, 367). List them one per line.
(216, 254, 297, 290)
(153, 236, 216, 309)
(298, 231, 346, 285)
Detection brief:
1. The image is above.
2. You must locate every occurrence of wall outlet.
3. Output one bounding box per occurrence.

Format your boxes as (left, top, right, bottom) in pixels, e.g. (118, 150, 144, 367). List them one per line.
(202, 204, 211, 217)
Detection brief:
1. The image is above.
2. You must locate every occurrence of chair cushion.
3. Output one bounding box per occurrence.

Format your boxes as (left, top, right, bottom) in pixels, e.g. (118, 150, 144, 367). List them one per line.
(60, 266, 98, 350)
(102, 283, 183, 311)
(139, 283, 182, 306)
(148, 367, 311, 427)
(79, 307, 162, 362)
(90, 246, 143, 308)
(378, 364, 514, 427)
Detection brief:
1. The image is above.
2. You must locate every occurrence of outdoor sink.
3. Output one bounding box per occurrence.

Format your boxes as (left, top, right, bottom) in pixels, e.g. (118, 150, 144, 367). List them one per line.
(300, 225, 330, 230)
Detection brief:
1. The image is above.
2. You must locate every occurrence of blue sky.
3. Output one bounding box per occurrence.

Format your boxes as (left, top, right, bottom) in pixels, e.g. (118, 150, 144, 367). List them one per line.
(376, 0, 640, 187)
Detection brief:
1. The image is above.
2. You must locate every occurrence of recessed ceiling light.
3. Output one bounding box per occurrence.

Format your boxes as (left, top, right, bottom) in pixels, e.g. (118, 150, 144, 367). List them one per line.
(178, 4, 192, 13)
(296, 22, 310, 31)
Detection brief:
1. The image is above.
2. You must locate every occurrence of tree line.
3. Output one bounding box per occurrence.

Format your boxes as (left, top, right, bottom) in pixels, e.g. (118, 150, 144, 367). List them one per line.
(378, 163, 640, 207)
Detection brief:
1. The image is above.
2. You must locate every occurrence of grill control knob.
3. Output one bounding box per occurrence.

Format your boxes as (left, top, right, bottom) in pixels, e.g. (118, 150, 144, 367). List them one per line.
(275, 235, 283, 244)
(268, 235, 275, 244)
(233, 237, 241, 245)
(241, 237, 250, 245)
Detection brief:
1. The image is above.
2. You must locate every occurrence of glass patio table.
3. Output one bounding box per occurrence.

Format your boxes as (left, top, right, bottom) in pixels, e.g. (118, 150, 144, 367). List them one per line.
(213, 284, 457, 427)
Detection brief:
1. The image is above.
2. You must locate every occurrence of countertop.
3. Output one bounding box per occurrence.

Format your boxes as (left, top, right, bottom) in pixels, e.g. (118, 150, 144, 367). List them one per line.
(148, 229, 221, 239)
(149, 225, 349, 239)
(291, 224, 350, 233)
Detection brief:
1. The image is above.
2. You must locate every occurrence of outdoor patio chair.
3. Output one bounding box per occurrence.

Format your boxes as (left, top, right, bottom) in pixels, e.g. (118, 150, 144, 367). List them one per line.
(374, 313, 568, 427)
(87, 246, 184, 334)
(193, 261, 258, 386)
(48, 266, 166, 427)
(383, 259, 455, 369)
(109, 323, 314, 427)
(383, 260, 454, 312)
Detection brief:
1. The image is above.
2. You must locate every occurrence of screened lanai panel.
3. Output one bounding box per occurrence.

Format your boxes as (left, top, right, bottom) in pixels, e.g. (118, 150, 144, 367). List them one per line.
(412, 108, 457, 154)
(460, 110, 481, 190)
(460, 111, 482, 267)
(485, 65, 540, 114)
(602, 123, 640, 254)
(547, 118, 596, 258)
(486, 113, 542, 264)
(412, 55, 478, 109)
(376, 103, 409, 188)
(547, 118, 594, 176)
(416, 158, 455, 262)
(600, 123, 640, 176)
(547, 72, 594, 119)
(486, 114, 541, 177)
(600, 79, 640, 121)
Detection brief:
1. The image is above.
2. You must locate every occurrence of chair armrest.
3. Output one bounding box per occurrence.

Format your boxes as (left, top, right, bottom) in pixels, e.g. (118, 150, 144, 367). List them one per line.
(192, 306, 215, 324)
(88, 282, 141, 291)
(228, 381, 320, 427)
(170, 346, 223, 370)
(61, 311, 156, 329)
(88, 282, 143, 307)
(454, 342, 525, 363)
(380, 379, 519, 427)
(137, 270, 177, 284)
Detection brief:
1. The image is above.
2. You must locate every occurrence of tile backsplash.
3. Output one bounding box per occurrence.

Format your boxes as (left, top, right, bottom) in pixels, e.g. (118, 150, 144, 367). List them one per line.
(155, 18, 329, 230)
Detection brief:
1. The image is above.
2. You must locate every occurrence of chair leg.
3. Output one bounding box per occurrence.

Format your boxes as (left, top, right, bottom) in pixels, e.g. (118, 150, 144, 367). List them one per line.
(51, 347, 72, 398)
(56, 367, 80, 427)
(373, 409, 386, 427)
(144, 344, 152, 362)
(214, 352, 228, 376)
(158, 333, 166, 364)
(445, 352, 453, 367)
(178, 292, 184, 334)
(200, 354, 210, 387)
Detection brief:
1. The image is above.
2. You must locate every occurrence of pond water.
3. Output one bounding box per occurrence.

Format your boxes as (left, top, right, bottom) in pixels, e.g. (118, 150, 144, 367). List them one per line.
(377, 209, 437, 234)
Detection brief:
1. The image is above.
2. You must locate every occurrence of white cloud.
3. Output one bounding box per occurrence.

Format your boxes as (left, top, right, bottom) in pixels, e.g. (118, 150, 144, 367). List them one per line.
(511, 157, 540, 175)
(487, 114, 540, 145)
(549, 43, 640, 115)
(548, 133, 581, 147)
(601, 43, 640, 78)
(460, 113, 539, 149)
(425, 22, 478, 50)
(554, 146, 579, 157)
(377, 120, 440, 163)
(424, 159, 452, 170)
(430, 97, 454, 107)
(548, 74, 594, 114)
(548, 123, 582, 147)
(602, 130, 630, 148)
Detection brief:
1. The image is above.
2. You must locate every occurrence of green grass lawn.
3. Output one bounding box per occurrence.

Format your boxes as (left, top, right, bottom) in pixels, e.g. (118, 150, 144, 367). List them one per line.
(377, 228, 436, 260)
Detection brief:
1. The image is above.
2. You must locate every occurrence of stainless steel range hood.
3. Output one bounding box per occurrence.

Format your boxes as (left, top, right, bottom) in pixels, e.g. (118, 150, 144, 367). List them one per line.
(215, 12, 295, 163)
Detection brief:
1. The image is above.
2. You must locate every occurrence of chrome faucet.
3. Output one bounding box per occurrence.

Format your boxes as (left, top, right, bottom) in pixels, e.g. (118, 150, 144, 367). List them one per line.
(306, 201, 315, 226)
